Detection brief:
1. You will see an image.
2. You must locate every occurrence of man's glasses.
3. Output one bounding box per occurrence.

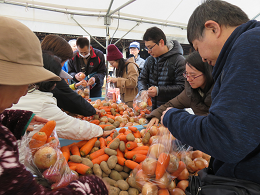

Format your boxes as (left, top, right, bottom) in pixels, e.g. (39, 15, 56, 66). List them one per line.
(183, 72, 203, 81)
(145, 43, 157, 51)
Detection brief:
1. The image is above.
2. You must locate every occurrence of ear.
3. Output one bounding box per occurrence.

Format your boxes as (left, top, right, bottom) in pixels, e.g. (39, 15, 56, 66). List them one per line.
(204, 20, 221, 38)
(159, 39, 165, 47)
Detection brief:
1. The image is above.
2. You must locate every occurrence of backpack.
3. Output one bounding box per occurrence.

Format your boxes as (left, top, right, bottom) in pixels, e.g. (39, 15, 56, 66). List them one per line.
(125, 62, 140, 75)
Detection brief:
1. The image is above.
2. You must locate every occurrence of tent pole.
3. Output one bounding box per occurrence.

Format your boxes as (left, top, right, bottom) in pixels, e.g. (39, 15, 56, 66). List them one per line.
(114, 22, 140, 45)
(108, 0, 136, 17)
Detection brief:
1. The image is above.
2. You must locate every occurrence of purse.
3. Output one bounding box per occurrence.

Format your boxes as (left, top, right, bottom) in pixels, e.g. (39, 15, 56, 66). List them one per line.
(185, 168, 260, 195)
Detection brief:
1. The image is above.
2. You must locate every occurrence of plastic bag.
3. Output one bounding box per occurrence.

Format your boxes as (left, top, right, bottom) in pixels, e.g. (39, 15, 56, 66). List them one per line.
(76, 85, 90, 100)
(133, 90, 152, 116)
(106, 82, 120, 103)
(133, 126, 210, 194)
(23, 122, 79, 190)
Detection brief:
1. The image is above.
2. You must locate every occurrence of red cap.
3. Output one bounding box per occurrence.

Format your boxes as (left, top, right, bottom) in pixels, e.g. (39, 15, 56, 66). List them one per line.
(107, 44, 123, 61)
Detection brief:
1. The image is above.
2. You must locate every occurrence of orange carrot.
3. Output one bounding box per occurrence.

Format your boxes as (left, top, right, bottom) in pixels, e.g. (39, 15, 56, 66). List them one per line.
(90, 120, 100, 125)
(106, 136, 112, 146)
(107, 115, 115, 120)
(60, 146, 70, 162)
(69, 166, 77, 171)
(68, 161, 81, 167)
(39, 120, 56, 138)
(147, 97, 152, 107)
(75, 140, 89, 149)
(29, 132, 47, 149)
(125, 160, 139, 170)
(126, 141, 138, 150)
(118, 134, 127, 142)
(99, 124, 114, 129)
(133, 131, 142, 138)
(158, 189, 170, 195)
(91, 154, 109, 164)
(132, 154, 146, 163)
(75, 164, 92, 175)
(128, 126, 138, 133)
(46, 137, 59, 148)
(171, 161, 186, 177)
(132, 146, 149, 151)
(120, 111, 124, 115)
(119, 128, 126, 134)
(125, 150, 148, 159)
(89, 148, 105, 160)
(124, 130, 132, 135)
(80, 137, 98, 156)
(117, 157, 126, 166)
(99, 137, 106, 148)
(116, 148, 124, 158)
(156, 153, 170, 179)
(70, 145, 80, 156)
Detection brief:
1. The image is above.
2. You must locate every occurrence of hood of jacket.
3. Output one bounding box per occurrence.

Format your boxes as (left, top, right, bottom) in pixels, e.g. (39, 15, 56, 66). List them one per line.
(157, 40, 183, 60)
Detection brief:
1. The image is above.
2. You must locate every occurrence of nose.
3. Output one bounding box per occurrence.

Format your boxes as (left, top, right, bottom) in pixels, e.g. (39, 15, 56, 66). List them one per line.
(186, 76, 193, 82)
(148, 50, 152, 54)
(202, 58, 207, 62)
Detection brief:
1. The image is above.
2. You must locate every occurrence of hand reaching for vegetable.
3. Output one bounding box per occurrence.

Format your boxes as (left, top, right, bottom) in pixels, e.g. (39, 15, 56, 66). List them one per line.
(26, 115, 48, 132)
(87, 77, 96, 86)
(147, 86, 157, 97)
(146, 117, 159, 130)
(75, 72, 86, 81)
(102, 129, 117, 137)
(161, 107, 173, 126)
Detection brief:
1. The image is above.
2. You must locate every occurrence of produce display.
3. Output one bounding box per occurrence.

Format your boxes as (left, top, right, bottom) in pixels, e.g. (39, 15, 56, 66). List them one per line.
(23, 121, 79, 190)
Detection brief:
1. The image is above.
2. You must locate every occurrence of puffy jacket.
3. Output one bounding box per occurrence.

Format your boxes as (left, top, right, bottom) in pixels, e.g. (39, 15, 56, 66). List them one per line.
(147, 81, 213, 120)
(68, 47, 106, 90)
(138, 40, 185, 110)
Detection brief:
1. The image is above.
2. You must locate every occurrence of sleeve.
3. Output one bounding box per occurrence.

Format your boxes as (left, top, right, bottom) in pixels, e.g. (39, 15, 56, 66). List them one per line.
(93, 51, 106, 84)
(67, 58, 78, 82)
(40, 99, 103, 140)
(52, 79, 96, 116)
(138, 57, 152, 92)
(0, 110, 34, 139)
(146, 89, 189, 120)
(158, 55, 186, 97)
(162, 35, 260, 164)
(117, 63, 138, 89)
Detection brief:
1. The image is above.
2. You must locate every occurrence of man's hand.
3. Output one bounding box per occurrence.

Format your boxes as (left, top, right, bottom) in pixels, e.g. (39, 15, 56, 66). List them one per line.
(146, 117, 159, 130)
(26, 115, 48, 132)
(148, 86, 157, 97)
(87, 77, 96, 86)
(102, 129, 116, 137)
(161, 107, 173, 126)
(75, 72, 85, 81)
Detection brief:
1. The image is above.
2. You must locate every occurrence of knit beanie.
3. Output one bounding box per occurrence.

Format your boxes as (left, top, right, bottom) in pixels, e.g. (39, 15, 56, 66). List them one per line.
(107, 44, 123, 61)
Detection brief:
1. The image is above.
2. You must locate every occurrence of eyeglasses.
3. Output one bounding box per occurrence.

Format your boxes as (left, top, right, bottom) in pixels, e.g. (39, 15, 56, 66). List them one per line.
(27, 84, 37, 93)
(145, 43, 157, 51)
(183, 72, 203, 81)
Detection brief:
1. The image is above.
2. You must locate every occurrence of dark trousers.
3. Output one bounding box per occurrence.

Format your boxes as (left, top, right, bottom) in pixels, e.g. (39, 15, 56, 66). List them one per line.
(90, 87, 102, 97)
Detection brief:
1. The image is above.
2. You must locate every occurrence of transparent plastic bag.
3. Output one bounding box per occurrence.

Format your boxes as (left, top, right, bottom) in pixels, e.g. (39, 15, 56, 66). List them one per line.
(23, 124, 79, 190)
(133, 90, 152, 116)
(77, 85, 90, 100)
(106, 82, 120, 103)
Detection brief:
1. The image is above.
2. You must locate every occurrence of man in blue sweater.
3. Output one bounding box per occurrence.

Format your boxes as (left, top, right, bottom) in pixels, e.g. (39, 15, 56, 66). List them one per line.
(162, 0, 260, 185)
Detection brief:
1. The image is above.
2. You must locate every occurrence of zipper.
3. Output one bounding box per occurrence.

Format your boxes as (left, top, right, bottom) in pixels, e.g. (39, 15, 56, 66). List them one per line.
(196, 187, 201, 195)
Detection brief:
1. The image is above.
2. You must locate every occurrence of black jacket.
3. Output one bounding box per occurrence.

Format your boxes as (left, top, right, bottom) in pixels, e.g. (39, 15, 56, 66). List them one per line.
(52, 79, 96, 116)
(138, 40, 186, 110)
(68, 47, 106, 90)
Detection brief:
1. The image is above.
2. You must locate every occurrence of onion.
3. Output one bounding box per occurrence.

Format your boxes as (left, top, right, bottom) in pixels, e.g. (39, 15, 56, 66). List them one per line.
(142, 182, 158, 195)
(168, 179, 176, 191)
(142, 157, 157, 176)
(169, 187, 185, 195)
(135, 169, 149, 188)
(167, 155, 179, 174)
(191, 150, 203, 160)
(149, 143, 165, 159)
(115, 116, 123, 123)
(177, 169, 189, 180)
(156, 172, 171, 189)
(176, 180, 189, 192)
(150, 126, 158, 136)
(193, 157, 209, 170)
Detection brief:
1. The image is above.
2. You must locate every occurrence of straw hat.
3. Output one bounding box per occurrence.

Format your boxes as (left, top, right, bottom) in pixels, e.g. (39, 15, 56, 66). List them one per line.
(0, 16, 60, 85)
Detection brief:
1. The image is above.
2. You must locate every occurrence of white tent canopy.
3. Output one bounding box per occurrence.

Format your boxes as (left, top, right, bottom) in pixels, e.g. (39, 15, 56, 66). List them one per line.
(1, 0, 260, 45)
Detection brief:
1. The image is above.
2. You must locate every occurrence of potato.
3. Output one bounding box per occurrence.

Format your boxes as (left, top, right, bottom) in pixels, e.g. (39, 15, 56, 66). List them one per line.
(103, 177, 116, 186)
(108, 118, 115, 124)
(128, 188, 139, 195)
(127, 177, 141, 191)
(123, 165, 131, 173)
(110, 170, 123, 181)
(107, 155, 118, 169)
(90, 147, 99, 154)
(99, 121, 106, 125)
(105, 148, 118, 156)
(109, 186, 120, 195)
(93, 164, 102, 177)
(142, 132, 151, 144)
(112, 131, 119, 140)
(82, 158, 93, 168)
(114, 164, 124, 172)
(69, 155, 82, 163)
(119, 191, 128, 195)
(119, 172, 129, 179)
(93, 114, 99, 120)
(113, 121, 120, 128)
(100, 161, 111, 175)
(94, 140, 100, 148)
(119, 141, 126, 152)
(100, 116, 108, 123)
(115, 180, 129, 191)
(109, 138, 120, 150)
(126, 133, 135, 141)
(104, 125, 116, 131)
(102, 172, 109, 178)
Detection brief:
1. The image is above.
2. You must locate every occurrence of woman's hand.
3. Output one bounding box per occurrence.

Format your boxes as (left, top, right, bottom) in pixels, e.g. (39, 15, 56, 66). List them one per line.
(26, 115, 48, 131)
(146, 117, 159, 129)
(109, 77, 118, 83)
(102, 129, 117, 137)
(161, 107, 173, 126)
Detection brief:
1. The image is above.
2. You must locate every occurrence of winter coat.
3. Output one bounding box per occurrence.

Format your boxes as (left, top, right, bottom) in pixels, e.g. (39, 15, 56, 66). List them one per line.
(52, 79, 96, 116)
(135, 55, 145, 69)
(163, 20, 260, 184)
(11, 90, 103, 140)
(147, 82, 213, 120)
(0, 109, 108, 195)
(115, 57, 139, 107)
(68, 47, 106, 92)
(138, 40, 186, 110)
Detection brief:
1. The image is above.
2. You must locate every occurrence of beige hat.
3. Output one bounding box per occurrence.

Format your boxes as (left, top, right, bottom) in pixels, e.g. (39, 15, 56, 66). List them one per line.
(0, 16, 61, 85)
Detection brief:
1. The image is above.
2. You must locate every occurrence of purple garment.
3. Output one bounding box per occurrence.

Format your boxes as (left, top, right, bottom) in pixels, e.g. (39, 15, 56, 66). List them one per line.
(0, 110, 108, 195)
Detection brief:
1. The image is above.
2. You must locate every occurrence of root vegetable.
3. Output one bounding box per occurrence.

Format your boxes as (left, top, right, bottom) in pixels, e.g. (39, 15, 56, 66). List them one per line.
(114, 164, 124, 172)
(109, 186, 121, 195)
(128, 188, 139, 195)
(109, 138, 120, 150)
(177, 168, 189, 180)
(156, 153, 170, 179)
(110, 170, 123, 181)
(75, 164, 92, 175)
(135, 169, 149, 188)
(142, 182, 158, 195)
(119, 171, 129, 179)
(90, 147, 99, 154)
(158, 189, 170, 195)
(103, 177, 116, 186)
(107, 155, 118, 169)
(115, 180, 129, 191)
(167, 155, 179, 174)
(119, 141, 126, 152)
(125, 160, 139, 170)
(102, 172, 109, 178)
(169, 188, 185, 195)
(113, 131, 120, 140)
(94, 140, 100, 148)
(176, 180, 189, 192)
(142, 132, 151, 144)
(149, 143, 166, 159)
(69, 155, 82, 163)
(126, 133, 135, 141)
(142, 157, 157, 176)
(123, 165, 131, 173)
(156, 172, 171, 189)
(34, 147, 57, 170)
(104, 125, 116, 131)
(100, 161, 111, 175)
(93, 164, 102, 177)
(105, 148, 118, 156)
(91, 154, 109, 164)
(167, 180, 176, 191)
(193, 157, 209, 170)
(119, 191, 129, 195)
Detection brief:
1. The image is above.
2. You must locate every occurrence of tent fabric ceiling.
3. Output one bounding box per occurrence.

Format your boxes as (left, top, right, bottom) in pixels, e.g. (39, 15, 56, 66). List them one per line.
(0, 0, 260, 44)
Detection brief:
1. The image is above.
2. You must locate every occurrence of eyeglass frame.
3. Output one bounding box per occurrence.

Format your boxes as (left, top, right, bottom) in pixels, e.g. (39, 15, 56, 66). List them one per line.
(183, 72, 203, 81)
(145, 43, 157, 52)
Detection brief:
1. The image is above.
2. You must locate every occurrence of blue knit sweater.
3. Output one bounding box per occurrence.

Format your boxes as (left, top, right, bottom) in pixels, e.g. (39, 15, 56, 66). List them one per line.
(163, 20, 260, 184)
